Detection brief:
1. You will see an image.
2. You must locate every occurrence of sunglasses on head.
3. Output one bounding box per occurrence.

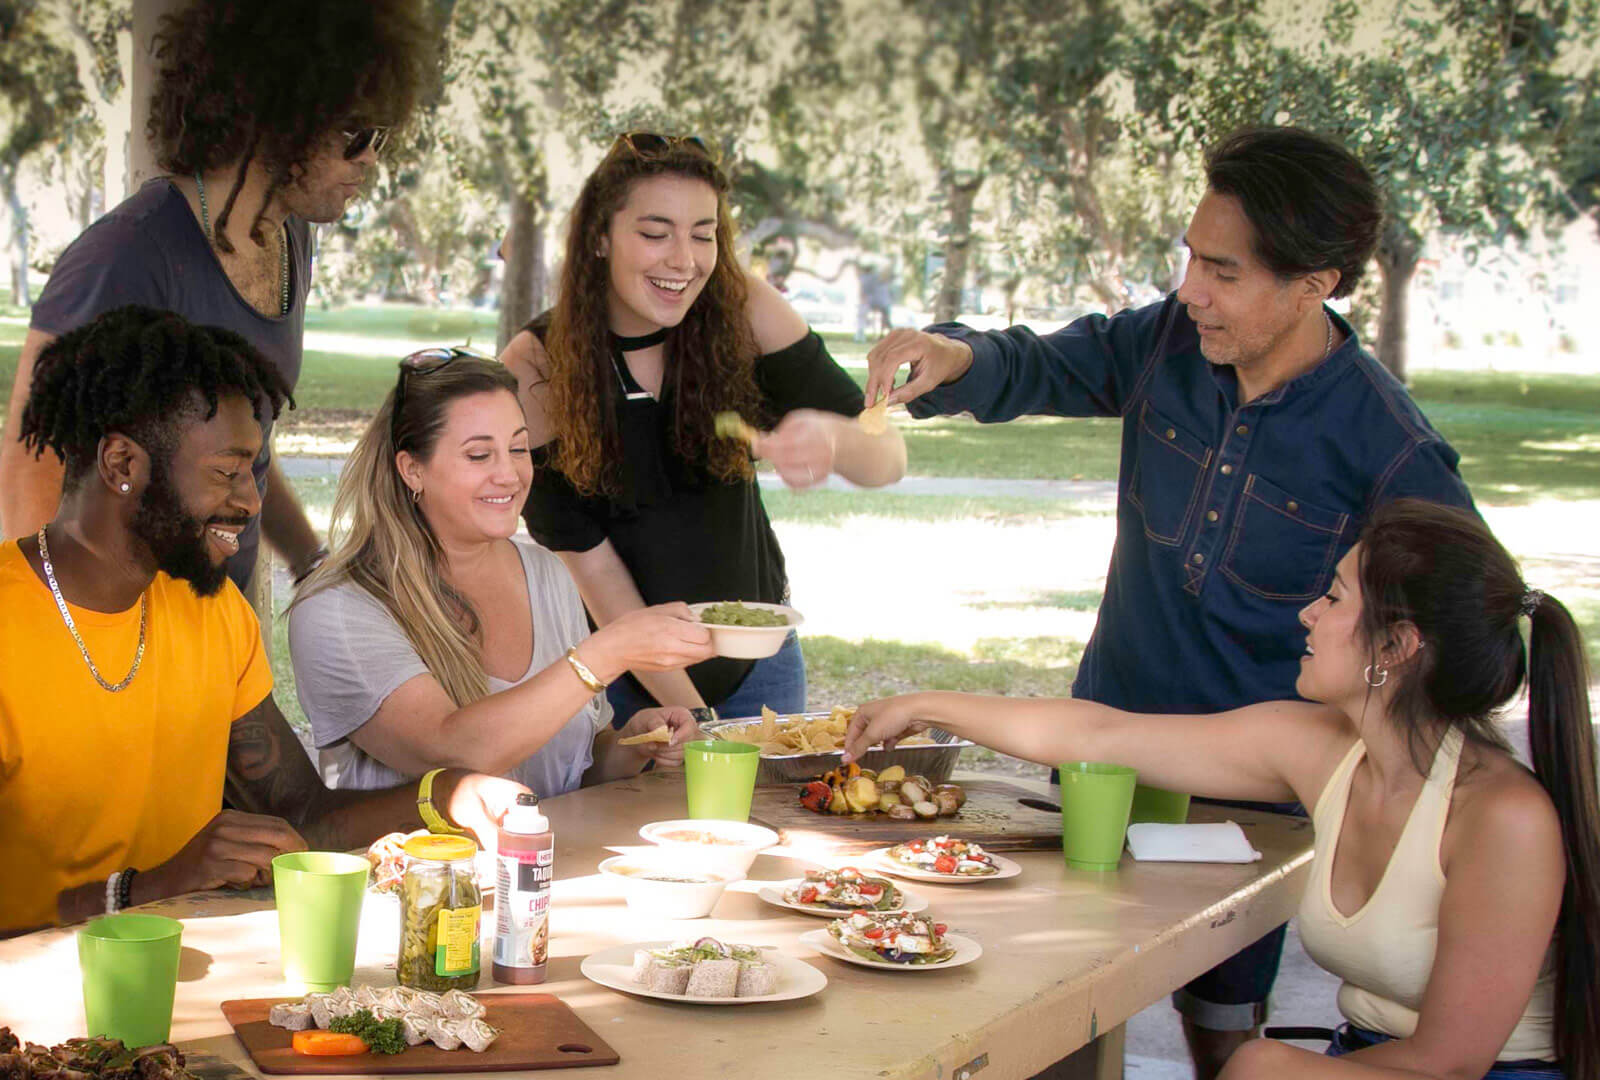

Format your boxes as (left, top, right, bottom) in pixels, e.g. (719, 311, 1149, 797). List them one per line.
(390, 346, 487, 446)
(341, 126, 390, 160)
(613, 132, 711, 159)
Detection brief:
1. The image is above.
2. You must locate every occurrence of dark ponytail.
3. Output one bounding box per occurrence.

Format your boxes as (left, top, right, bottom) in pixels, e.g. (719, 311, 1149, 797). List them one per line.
(1358, 501, 1599, 1075)
(1524, 593, 1600, 1079)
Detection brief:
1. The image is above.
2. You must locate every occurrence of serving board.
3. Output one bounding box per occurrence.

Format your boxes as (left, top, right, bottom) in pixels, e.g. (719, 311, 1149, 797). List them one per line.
(751, 779, 1063, 855)
(219, 993, 620, 1073)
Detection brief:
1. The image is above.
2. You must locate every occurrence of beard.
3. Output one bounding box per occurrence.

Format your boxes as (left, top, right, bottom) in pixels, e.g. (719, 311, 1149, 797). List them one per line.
(129, 459, 240, 598)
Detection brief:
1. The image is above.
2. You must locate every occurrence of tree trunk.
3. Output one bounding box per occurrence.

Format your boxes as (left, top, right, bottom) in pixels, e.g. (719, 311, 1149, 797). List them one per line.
(3, 169, 31, 307)
(496, 185, 543, 353)
(1375, 235, 1420, 383)
(934, 174, 982, 324)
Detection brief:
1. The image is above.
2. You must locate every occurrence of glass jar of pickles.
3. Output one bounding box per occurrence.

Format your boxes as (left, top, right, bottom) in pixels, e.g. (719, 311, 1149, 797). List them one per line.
(398, 835, 482, 991)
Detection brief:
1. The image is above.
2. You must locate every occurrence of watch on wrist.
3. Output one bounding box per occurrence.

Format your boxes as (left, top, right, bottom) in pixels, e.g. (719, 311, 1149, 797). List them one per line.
(416, 768, 468, 835)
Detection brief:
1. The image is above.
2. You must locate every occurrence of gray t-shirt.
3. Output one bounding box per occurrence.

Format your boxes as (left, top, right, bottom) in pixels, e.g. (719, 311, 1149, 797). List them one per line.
(287, 536, 611, 798)
(30, 178, 313, 592)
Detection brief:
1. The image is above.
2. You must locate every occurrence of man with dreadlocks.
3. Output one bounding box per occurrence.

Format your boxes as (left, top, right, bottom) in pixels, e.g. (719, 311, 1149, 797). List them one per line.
(0, 0, 435, 594)
(0, 307, 528, 935)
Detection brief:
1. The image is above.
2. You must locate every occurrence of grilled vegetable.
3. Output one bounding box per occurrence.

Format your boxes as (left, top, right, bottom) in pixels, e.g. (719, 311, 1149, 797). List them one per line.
(913, 800, 940, 819)
(876, 765, 906, 784)
(844, 775, 880, 813)
(932, 790, 962, 816)
(935, 783, 968, 809)
(799, 781, 832, 813)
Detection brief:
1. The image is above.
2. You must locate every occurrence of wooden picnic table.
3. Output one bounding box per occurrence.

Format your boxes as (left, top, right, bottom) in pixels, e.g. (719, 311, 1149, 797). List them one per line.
(0, 770, 1313, 1080)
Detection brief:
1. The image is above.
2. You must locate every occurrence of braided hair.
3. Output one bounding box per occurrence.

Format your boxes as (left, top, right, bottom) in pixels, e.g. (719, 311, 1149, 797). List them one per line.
(18, 306, 293, 491)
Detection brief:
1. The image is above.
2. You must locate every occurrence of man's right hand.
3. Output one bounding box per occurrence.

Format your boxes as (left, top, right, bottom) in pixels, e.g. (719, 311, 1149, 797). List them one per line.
(864, 329, 975, 409)
(147, 810, 307, 896)
(581, 603, 716, 682)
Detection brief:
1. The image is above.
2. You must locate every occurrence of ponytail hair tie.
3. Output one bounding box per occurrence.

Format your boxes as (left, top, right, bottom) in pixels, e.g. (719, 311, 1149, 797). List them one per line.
(1520, 588, 1544, 617)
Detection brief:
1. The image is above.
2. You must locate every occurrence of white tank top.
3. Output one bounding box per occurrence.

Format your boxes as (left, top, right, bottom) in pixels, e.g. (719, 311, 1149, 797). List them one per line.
(1296, 727, 1557, 1061)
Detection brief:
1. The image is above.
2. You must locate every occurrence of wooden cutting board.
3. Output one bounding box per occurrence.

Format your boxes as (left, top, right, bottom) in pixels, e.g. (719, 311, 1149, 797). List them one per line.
(751, 779, 1063, 855)
(219, 993, 619, 1073)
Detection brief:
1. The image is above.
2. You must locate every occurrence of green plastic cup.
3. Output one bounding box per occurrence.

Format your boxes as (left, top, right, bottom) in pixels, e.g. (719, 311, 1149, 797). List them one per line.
(77, 913, 184, 1047)
(1058, 761, 1138, 871)
(272, 851, 369, 992)
(1129, 783, 1191, 825)
(684, 740, 761, 821)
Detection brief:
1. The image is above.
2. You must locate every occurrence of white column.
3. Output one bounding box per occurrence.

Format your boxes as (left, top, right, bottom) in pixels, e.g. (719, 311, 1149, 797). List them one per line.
(127, 0, 184, 196)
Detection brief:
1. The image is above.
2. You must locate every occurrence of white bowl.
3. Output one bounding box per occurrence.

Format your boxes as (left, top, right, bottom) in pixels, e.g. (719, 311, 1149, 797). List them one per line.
(597, 855, 732, 919)
(637, 819, 779, 880)
(688, 601, 804, 659)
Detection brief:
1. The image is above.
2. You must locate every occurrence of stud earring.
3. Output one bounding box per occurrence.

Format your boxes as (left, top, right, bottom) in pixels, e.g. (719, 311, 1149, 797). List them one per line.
(119, 483, 131, 493)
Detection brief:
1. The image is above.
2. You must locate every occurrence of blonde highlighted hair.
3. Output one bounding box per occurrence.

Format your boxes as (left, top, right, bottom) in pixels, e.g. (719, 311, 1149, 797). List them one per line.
(292, 356, 520, 708)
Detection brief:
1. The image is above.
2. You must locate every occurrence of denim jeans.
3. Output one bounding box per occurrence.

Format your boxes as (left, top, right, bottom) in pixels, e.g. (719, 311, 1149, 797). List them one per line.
(606, 631, 807, 727)
(1327, 1023, 1563, 1078)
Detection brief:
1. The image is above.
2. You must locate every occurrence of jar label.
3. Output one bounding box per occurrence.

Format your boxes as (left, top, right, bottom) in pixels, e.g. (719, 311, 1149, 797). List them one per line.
(435, 904, 481, 976)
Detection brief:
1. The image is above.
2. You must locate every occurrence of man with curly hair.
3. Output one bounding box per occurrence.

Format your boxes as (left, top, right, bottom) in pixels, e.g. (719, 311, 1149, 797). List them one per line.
(0, 306, 527, 936)
(0, 0, 436, 594)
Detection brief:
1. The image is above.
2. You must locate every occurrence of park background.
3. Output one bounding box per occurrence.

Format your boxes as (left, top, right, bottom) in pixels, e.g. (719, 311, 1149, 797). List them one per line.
(1, 1, 1598, 1074)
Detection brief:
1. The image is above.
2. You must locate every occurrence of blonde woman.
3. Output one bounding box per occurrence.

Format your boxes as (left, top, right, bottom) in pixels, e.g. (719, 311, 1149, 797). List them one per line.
(288, 351, 716, 796)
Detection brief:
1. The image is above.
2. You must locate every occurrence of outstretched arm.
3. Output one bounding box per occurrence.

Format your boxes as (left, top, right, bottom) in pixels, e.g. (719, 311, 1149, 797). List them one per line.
(844, 691, 1352, 810)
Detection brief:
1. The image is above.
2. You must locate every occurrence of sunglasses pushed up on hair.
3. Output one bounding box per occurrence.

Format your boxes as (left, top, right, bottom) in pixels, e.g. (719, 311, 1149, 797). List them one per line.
(612, 132, 712, 159)
(390, 346, 488, 445)
(341, 126, 390, 160)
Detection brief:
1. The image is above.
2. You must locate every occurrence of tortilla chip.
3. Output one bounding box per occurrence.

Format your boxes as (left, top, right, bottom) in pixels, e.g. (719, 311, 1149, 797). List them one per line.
(618, 726, 674, 746)
(714, 411, 759, 444)
(858, 397, 889, 435)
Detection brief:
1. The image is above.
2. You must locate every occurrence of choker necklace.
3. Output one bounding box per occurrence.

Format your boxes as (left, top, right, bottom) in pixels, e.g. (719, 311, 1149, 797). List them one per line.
(37, 527, 147, 693)
(611, 327, 669, 352)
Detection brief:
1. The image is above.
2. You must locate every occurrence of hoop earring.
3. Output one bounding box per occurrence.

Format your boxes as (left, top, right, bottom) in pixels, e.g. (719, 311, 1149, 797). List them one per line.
(410, 487, 422, 503)
(1364, 664, 1388, 688)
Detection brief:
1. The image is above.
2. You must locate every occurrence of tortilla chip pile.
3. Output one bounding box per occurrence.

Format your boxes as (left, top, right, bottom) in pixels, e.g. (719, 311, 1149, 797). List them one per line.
(720, 705, 937, 756)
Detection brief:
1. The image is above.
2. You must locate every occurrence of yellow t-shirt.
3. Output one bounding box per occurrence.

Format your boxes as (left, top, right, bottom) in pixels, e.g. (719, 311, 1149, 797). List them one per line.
(0, 539, 273, 931)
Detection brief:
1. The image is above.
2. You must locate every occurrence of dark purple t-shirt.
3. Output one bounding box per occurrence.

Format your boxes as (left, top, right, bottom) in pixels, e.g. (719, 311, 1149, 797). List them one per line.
(30, 179, 313, 591)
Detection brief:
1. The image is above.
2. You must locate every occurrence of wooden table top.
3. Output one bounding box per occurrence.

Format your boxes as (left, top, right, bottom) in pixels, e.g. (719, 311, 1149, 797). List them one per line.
(0, 770, 1313, 1080)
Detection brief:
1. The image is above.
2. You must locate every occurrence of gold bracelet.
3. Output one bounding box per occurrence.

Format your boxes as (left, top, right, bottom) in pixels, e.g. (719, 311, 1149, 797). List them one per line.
(565, 646, 607, 694)
(416, 767, 467, 835)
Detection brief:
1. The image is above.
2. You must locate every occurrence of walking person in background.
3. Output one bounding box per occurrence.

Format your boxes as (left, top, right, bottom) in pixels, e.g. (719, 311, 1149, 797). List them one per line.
(0, 0, 436, 594)
(864, 127, 1476, 1078)
(499, 134, 905, 728)
(844, 500, 1599, 1080)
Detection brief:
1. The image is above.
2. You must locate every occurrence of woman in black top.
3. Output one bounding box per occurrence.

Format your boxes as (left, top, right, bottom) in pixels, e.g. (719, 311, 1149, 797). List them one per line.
(500, 134, 906, 725)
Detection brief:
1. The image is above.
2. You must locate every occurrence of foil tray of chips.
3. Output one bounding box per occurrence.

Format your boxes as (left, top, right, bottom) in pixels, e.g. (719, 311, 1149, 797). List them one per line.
(703, 709, 971, 786)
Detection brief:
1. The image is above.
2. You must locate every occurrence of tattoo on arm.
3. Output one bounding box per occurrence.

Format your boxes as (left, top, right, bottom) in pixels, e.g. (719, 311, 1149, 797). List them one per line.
(225, 695, 325, 828)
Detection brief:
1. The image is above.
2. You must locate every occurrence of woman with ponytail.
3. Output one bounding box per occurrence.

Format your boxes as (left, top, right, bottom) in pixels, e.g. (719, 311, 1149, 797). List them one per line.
(286, 352, 717, 797)
(843, 499, 1598, 1080)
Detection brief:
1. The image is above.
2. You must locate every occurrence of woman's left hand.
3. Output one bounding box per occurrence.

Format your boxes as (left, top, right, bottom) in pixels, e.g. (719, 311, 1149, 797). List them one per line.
(618, 706, 701, 767)
(752, 409, 838, 490)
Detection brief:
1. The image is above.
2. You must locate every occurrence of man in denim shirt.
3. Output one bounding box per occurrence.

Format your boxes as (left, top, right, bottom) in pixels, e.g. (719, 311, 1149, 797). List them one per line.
(866, 128, 1473, 1078)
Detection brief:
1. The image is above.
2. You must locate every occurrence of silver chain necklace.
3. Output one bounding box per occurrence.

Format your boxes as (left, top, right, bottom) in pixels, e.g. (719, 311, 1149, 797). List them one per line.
(36, 527, 147, 693)
(195, 172, 290, 315)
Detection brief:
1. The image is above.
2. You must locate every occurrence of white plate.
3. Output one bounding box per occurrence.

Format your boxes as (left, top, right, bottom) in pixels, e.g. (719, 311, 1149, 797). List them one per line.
(580, 941, 827, 1005)
(864, 846, 1023, 883)
(799, 928, 982, 971)
(757, 878, 929, 918)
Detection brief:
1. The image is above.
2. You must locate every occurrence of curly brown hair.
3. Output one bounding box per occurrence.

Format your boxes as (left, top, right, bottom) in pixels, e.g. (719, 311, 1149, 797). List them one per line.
(147, 0, 436, 253)
(543, 137, 763, 498)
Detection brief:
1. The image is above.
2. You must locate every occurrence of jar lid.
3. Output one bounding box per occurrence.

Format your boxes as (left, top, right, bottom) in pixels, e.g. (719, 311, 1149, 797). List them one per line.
(403, 834, 477, 862)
